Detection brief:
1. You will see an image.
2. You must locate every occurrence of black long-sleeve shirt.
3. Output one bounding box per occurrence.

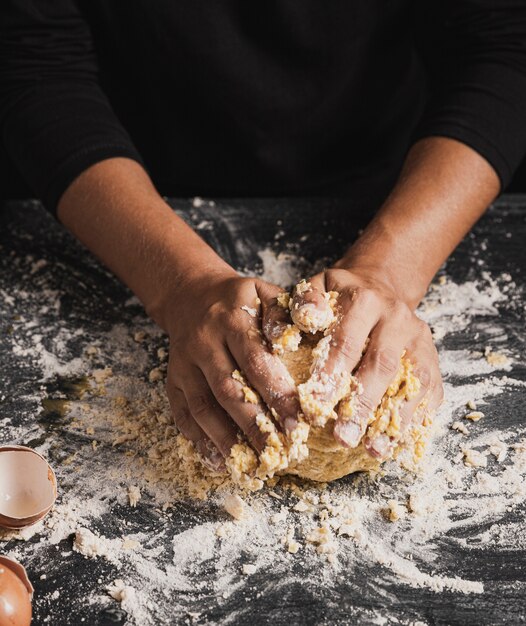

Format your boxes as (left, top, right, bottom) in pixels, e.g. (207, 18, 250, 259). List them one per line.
(1, 1, 526, 213)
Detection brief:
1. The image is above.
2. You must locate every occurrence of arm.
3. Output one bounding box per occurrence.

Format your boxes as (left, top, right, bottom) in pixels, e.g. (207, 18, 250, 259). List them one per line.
(58, 158, 301, 467)
(1, 1, 299, 465)
(336, 137, 500, 308)
(299, 0, 526, 454)
(297, 138, 498, 455)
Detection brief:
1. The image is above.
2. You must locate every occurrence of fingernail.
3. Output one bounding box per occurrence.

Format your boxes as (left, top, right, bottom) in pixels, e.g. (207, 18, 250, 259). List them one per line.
(363, 434, 391, 459)
(282, 416, 298, 434)
(333, 420, 363, 448)
(196, 439, 226, 473)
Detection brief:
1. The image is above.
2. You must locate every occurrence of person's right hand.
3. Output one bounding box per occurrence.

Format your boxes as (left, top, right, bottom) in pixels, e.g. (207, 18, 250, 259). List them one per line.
(163, 270, 301, 471)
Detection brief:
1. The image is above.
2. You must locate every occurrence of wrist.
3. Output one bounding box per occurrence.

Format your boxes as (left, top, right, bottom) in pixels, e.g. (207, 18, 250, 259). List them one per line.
(147, 253, 237, 332)
(334, 223, 429, 309)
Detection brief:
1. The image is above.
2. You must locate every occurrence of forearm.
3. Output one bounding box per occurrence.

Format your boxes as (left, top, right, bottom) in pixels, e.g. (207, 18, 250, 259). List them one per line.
(336, 137, 500, 308)
(57, 158, 235, 329)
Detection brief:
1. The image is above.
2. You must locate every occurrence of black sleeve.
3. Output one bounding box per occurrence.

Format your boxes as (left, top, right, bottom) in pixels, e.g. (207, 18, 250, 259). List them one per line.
(0, 0, 143, 213)
(414, 0, 526, 190)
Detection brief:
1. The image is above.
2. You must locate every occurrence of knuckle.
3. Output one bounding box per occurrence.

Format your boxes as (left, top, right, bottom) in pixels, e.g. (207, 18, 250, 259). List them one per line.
(392, 300, 411, 321)
(415, 366, 432, 390)
(245, 420, 267, 448)
(354, 287, 378, 309)
(172, 405, 192, 433)
(372, 347, 399, 376)
(203, 300, 236, 329)
(356, 393, 377, 415)
(244, 348, 271, 377)
(187, 392, 215, 419)
(336, 334, 363, 363)
(213, 376, 242, 406)
(217, 432, 236, 455)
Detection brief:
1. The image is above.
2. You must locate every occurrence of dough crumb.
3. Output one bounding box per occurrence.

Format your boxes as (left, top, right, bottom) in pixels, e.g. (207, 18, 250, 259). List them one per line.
(74, 528, 109, 558)
(240, 305, 258, 318)
(287, 540, 301, 554)
(466, 399, 477, 410)
(107, 579, 136, 603)
(223, 494, 247, 520)
(128, 485, 141, 508)
(488, 438, 508, 463)
(293, 500, 311, 513)
(465, 411, 484, 422)
(484, 347, 510, 367)
(148, 367, 163, 383)
(462, 448, 488, 468)
(451, 421, 470, 435)
(133, 330, 147, 343)
(385, 500, 406, 522)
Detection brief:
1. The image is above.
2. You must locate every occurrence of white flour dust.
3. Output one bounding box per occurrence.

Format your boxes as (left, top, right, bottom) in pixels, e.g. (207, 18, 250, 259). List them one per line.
(1, 239, 525, 625)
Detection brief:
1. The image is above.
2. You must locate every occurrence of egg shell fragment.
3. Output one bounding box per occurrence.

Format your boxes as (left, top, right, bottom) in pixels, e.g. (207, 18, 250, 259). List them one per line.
(0, 446, 57, 530)
(0, 556, 33, 598)
(0, 556, 33, 626)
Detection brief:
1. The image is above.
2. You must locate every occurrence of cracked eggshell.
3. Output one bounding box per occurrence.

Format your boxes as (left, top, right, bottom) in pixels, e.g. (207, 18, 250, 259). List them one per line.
(0, 556, 33, 598)
(0, 555, 33, 626)
(0, 446, 57, 530)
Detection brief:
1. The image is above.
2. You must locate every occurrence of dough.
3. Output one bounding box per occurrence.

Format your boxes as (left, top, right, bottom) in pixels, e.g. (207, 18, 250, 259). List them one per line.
(224, 283, 431, 486)
(279, 339, 425, 481)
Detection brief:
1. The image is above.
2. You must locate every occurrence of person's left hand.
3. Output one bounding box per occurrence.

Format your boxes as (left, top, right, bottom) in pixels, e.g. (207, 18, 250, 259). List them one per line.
(290, 267, 443, 458)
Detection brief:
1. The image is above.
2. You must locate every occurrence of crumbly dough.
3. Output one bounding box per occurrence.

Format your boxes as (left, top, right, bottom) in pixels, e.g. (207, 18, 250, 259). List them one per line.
(279, 340, 425, 482)
(223, 283, 431, 486)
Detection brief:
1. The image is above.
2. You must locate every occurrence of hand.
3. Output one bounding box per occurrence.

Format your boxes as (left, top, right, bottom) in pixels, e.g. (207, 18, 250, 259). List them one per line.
(164, 270, 301, 470)
(294, 267, 443, 457)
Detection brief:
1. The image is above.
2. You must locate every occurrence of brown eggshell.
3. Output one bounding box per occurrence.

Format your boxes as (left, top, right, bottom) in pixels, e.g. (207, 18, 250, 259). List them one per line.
(0, 446, 57, 530)
(0, 556, 32, 626)
(0, 558, 33, 599)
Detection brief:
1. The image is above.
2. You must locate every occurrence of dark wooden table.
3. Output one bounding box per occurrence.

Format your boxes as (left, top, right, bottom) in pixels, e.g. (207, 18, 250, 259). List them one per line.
(0, 197, 525, 626)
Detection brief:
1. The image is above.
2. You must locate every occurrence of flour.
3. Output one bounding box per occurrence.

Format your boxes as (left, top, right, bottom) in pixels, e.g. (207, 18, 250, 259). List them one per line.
(257, 249, 304, 287)
(1, 227, 525, 624)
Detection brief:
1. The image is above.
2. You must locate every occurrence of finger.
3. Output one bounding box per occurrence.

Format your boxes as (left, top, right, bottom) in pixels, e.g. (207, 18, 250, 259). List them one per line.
(398, 362, 435, 431)
(181, 366, 240, 458)
(363, 433, 392, 459)
(362, 377, 429, 461)
(227, 323, 300, 433)
(199, 349, 271, 453)
(427, 378, 444, 413)
(363, 370, 440, 462)
(166, 384, 225, 472)
(300, 288, 380, 423)
(289, 275, 335, 334)
(401, 325, 442, 424)
(258, 282, 301, 354)
(363, 337, 442, 459)
(334, 315, 409, 447)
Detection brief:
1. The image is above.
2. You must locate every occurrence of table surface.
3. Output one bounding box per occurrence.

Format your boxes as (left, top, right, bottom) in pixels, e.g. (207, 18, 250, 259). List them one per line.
(0, 196, 525, 626)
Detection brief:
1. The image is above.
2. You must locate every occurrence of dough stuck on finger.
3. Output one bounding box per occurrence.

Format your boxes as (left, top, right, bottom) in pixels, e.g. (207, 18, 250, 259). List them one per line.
(289, 280, 338, 334)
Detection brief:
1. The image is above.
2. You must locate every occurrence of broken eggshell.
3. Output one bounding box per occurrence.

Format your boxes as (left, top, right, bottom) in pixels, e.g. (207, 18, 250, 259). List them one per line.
(0, 555, 33, 626)
(0, 556, 33, 598)
(0, 446, 57, 530)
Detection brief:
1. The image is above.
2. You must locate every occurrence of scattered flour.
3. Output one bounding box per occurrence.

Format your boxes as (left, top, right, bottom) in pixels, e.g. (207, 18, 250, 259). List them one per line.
(1, 234, 525, 624)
